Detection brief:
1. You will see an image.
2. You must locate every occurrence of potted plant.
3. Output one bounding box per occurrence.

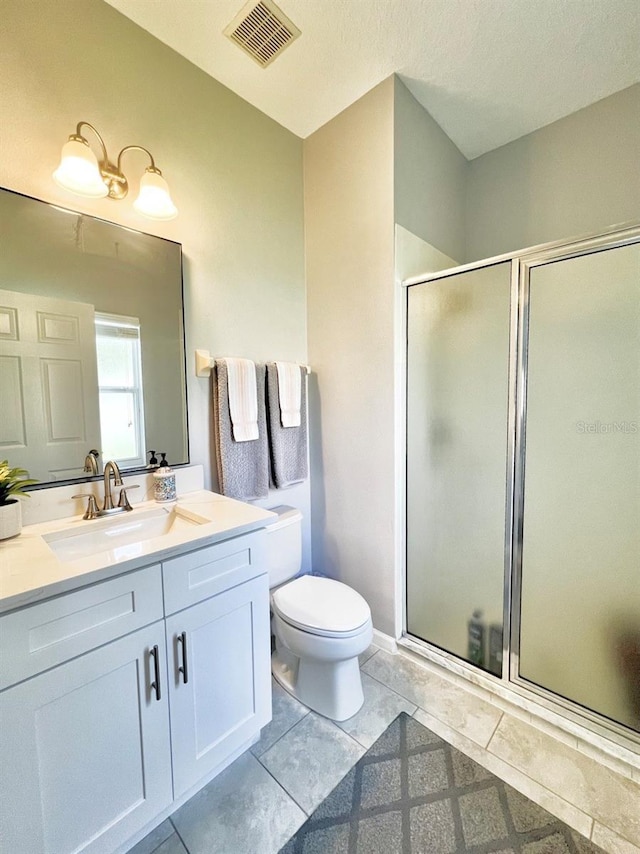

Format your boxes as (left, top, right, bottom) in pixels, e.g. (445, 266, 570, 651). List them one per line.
(0, 460, 37, 540)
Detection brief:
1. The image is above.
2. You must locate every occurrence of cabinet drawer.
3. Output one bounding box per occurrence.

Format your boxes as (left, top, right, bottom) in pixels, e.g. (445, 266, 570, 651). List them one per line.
(162, 531, 266, 614)
(0, 564, 163, 690)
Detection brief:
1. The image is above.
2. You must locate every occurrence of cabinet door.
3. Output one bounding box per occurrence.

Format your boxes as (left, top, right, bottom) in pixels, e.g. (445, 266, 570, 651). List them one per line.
(0, 623, 172, 854)
(166, 574, 272, 798)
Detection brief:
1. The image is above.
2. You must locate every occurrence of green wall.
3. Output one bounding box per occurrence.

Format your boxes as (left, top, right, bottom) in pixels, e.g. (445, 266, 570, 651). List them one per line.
(0, 0, 311, 567)
(465, 84, 640, 260)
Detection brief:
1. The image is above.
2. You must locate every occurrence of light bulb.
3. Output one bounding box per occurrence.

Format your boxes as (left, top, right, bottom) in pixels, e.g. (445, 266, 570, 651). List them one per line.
(53, 138, 108, 198)
(133, 169, 178, 220)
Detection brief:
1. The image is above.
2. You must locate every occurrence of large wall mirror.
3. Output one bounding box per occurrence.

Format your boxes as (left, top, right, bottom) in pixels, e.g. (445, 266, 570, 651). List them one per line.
(0, 188, 188, 487)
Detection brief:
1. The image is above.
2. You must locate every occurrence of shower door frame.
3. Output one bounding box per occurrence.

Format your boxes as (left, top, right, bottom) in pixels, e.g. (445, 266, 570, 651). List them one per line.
(402, 222, 640, 751)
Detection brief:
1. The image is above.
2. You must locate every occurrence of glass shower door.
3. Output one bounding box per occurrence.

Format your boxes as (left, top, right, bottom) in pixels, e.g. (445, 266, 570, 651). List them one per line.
(518, 241, 640, 731)
(406, 262, 512, 674)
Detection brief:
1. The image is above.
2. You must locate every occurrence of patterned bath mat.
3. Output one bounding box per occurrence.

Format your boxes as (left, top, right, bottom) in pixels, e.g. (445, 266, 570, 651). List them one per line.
(279, 712, 604, 853)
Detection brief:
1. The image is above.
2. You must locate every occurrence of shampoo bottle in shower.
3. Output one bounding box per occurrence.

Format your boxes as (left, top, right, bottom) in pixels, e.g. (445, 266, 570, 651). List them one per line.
(468, 610, 486, 667)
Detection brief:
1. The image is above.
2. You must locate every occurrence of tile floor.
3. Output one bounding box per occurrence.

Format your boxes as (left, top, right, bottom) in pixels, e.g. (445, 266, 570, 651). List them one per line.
(281, 713, 604, 854)
(128, 645, 640, 854)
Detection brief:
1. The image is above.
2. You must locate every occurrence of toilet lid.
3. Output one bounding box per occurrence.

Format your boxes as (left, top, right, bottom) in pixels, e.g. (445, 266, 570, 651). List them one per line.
(272, 575, 371, 635)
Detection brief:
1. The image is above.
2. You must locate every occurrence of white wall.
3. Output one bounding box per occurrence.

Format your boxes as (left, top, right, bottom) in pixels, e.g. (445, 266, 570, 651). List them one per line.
(394, 79, 467, 263)
(304, 77, 468, 636)
(0, 0, 312, 570)
(305, 78, 396, 634)
(465, 84, 640, 261)
(395, 226, 459, 282)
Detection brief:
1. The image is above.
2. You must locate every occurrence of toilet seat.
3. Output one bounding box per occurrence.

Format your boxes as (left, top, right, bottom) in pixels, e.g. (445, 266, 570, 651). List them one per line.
(272, 575, 371, 639)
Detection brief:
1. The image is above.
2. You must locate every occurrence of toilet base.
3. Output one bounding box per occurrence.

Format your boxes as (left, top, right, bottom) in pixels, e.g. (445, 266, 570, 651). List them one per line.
(272, 648, 365, 722)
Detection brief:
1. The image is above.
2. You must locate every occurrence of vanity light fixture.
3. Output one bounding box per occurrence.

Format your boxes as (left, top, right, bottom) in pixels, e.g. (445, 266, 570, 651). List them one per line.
(53, 121, 178, 220)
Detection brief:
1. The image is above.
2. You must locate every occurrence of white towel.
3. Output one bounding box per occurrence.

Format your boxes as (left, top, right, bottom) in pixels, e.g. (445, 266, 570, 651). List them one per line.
(225, 358, 259, 441)
(275, 361, 302, 428)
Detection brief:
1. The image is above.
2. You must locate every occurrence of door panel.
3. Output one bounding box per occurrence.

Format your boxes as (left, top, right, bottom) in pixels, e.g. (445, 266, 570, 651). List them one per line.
(0, 354, 26, 447)
(0, 289, 101, 480)
(519, 243, 640, 731)
(406, 262, 512, 674)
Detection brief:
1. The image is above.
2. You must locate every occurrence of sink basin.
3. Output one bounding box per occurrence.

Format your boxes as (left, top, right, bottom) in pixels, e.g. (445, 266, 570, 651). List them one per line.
(43, 505, 209, 562)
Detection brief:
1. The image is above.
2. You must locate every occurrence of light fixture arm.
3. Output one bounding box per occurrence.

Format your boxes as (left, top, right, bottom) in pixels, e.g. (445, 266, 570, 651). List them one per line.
(104, 145, 163, 200)
(68, 120, 125, 199)
(116, 145, 161, 175)
(72, 121, 109, 164)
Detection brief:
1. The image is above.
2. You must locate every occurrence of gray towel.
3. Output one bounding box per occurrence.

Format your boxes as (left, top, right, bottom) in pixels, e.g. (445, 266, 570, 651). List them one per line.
(266, 363, 308, 488)
(212, 360, 269, 500)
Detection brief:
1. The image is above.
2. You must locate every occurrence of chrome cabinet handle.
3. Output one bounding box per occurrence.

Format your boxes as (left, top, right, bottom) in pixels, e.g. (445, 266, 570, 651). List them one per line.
(149, 644, 161, 701)
(177, 631, 188, 684)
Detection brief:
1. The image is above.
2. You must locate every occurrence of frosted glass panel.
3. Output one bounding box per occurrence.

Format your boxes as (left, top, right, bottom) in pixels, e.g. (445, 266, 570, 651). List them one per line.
(96, 333, 136, 387)
(406, 262, 511, 673)
(99, 392, 139, 460)
(520, 243, 640, 731)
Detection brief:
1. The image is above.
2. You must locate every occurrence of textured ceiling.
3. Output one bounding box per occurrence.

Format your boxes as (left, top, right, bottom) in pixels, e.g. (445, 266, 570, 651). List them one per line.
(105, 0, 640, 159)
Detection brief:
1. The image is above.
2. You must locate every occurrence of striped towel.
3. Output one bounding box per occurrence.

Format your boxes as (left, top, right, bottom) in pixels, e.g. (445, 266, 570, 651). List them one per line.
(275, 361, 302, 427)
(225, 357, 259, 441)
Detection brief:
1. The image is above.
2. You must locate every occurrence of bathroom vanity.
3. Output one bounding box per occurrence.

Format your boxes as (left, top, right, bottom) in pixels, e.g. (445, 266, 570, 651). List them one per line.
(0, 491, 275, 854)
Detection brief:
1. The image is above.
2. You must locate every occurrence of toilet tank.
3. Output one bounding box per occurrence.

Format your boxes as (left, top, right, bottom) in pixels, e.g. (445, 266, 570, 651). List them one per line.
(265, 505, 303, 588)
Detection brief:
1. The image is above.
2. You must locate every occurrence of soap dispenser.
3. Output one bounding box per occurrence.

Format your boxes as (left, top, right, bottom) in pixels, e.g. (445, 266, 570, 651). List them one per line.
(153, 453, 176, 502)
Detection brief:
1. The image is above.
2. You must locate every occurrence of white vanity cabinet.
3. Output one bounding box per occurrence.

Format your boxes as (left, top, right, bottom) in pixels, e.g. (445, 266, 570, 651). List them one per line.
(0, 566, 172, 854)
(0, 527, 272, 854)
(166, 575, 271, 797)
(162, 532, 272, 798)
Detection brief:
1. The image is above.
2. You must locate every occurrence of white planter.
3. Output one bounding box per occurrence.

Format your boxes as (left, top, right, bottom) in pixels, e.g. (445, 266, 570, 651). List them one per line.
(0, 499, 22, 540)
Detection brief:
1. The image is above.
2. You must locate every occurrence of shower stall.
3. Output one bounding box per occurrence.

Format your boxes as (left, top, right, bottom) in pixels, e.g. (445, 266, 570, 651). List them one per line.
(405, 225, 640, 744)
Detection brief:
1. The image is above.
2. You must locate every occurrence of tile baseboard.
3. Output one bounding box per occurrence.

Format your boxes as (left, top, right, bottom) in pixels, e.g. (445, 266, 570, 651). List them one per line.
(397, 636, 640, 783)
(372, 627, 398, 653)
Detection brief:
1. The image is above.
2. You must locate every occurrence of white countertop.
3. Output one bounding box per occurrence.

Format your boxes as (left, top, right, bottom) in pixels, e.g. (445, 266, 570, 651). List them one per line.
(0, 490, 276, 614)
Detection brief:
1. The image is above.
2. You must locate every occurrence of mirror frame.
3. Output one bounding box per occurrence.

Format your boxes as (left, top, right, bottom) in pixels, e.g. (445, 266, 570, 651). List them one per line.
(0, 187, 189, 492)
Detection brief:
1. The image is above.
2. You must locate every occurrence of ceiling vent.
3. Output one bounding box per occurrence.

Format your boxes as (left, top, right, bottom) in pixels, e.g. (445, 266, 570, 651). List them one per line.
(224, 0, 301, 68)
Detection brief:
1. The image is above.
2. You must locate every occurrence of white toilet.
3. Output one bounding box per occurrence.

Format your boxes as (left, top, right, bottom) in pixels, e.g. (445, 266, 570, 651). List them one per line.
(265, 506, 373, 721)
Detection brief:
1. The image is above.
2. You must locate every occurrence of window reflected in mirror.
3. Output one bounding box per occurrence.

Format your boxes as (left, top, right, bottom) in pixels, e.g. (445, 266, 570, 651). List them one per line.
(95, 314, 145, 468)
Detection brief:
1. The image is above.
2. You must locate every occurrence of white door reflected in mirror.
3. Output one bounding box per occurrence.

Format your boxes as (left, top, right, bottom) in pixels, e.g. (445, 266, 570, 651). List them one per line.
(0, 289, 101, 481)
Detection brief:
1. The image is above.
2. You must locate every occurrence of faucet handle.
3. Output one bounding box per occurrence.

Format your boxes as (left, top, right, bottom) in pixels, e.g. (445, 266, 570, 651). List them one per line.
(118, 484, 139, 511)
(72, 494, 99, 520)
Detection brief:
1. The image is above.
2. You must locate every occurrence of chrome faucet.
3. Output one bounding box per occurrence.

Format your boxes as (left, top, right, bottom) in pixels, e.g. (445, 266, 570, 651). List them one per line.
(102, 460, 123, 512)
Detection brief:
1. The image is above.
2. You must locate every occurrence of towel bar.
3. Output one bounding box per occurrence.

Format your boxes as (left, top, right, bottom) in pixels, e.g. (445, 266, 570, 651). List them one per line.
(195, 349, 310, 378)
